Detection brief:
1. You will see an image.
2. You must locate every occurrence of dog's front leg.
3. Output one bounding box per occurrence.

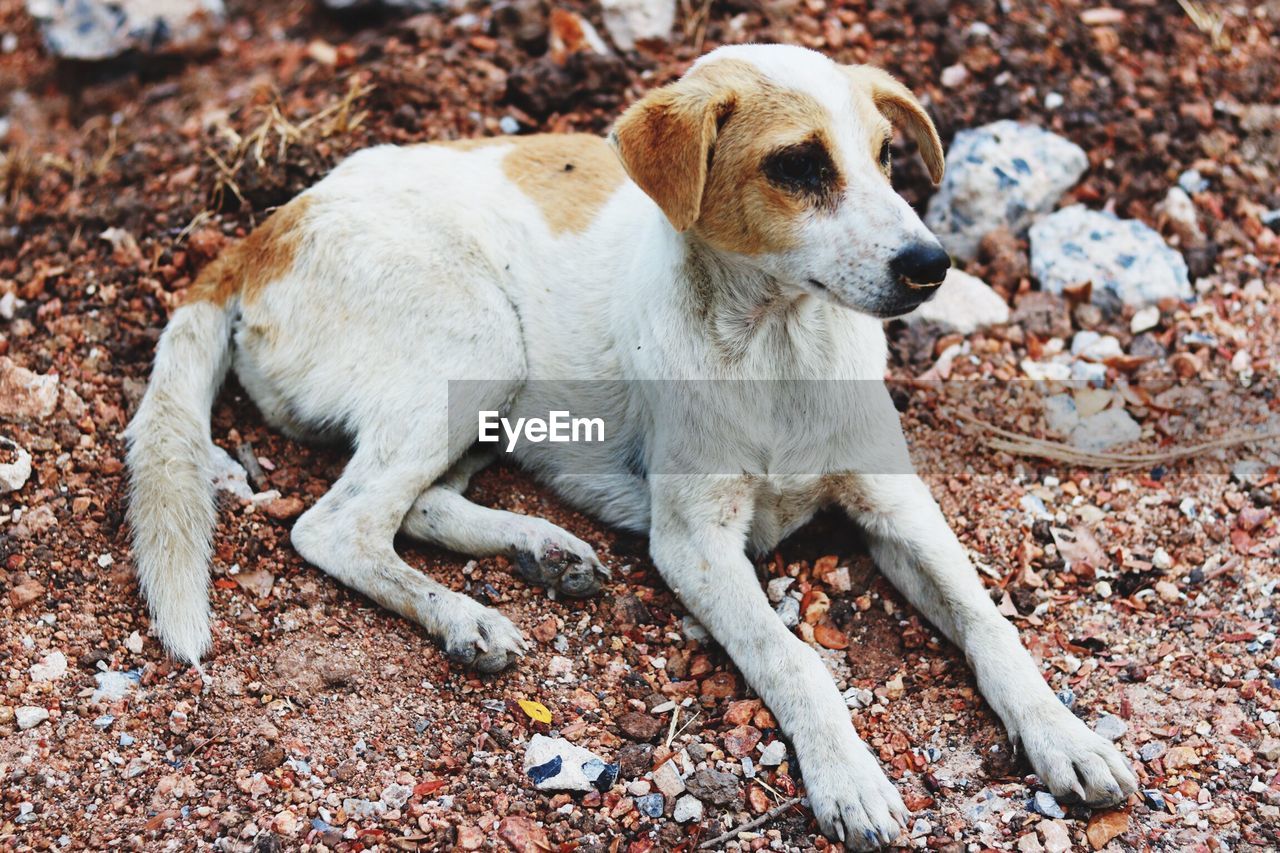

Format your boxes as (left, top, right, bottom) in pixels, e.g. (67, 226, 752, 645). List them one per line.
(649, 475, 907, 849)
(839, 474, 1138, 806)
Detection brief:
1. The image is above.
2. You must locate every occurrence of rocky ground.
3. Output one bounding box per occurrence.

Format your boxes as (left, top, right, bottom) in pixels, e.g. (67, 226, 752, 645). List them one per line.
(2, 0, 1279, 850)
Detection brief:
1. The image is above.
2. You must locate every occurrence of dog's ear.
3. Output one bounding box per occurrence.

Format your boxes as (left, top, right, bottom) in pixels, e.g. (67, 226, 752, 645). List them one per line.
(609, 76, 732, 232)
(846, 66, 945, 185)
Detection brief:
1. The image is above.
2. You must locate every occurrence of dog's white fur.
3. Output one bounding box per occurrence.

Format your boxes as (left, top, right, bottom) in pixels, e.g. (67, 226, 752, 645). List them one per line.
(127, 45, 1136, 848)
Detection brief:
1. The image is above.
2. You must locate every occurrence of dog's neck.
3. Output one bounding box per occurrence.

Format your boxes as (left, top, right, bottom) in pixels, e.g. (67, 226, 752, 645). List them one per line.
(680, 237, 825, 363)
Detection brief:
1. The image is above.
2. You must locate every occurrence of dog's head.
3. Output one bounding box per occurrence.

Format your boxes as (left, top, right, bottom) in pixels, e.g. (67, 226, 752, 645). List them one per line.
(610, 44, 949, 319)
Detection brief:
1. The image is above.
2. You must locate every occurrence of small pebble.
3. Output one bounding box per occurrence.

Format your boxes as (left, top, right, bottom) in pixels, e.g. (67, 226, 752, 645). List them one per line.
(635, 792, 664, 818)
(1030, 791, 1066, 819)
(1094, 714, 1128, 741)
(673, 794, 703, 823)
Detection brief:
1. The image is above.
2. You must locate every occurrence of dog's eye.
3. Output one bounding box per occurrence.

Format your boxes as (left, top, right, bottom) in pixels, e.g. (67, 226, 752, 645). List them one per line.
(763, 144, 832, 191)
(878, 139, 892, 169)
(775, 151, 816, 182)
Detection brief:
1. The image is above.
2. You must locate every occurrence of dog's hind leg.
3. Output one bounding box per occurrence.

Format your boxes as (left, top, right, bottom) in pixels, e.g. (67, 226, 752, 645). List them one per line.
(838, 474, 1138, 807)
(291, 410, 527, 673)
(400, 450, 609, 598)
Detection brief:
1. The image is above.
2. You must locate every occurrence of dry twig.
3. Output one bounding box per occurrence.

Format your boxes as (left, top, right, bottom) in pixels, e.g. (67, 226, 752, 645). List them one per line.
(957, 413, 1280, 469)
(698, 797, 804, 849)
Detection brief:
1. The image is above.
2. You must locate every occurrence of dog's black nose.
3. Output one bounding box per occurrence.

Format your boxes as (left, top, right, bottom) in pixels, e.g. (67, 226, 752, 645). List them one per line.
(890, 242, 951, 287)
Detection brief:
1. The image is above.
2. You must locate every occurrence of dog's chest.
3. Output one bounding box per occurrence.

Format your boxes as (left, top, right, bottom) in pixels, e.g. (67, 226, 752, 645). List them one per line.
(746, 476, 829, 553)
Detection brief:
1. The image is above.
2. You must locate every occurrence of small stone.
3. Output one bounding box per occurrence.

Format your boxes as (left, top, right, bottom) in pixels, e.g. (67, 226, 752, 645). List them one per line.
(766, 576, 794, 603)
(685, 768, 740, 806)
(635, 792, 665, 818)
(1086, 809, 1129, 849)
(29, 651, 67, 682)
(1130, 306, 1161, 334)
(125, 631, 144, 654)
(723, 724, 761, 758)
(673, 793, 703, 823)
(599, 0, 675, 50)
(617, 711, 663, 741)
(758, 739, 787, 767)
(456, 825, 485, 850)
(380, 783, 412, 809)
(0, 437, 32, 493)
(1071, 331, 1123, 361)
(1139, 741, 1166, 762)
(1038, 818, 1073, 853)
(774, 597, 800, 628)
(0, 357, 59, 421)
(1018, 831, 1046, 853)
(524, 734, 618, 792)
(1069, 408, 1141, 453)
(1141, 789, 1167, 811)
(497, 816, 550, 852)
(617, 742, 653, 778)
(260, 495, 305, 521)
(1154, 580, 1181, 602)
(905, 268, 1010, 334)
(1155, 186, 1203, 244)
(940, 63, 968, 88)
(651, 760, 685, 798)
(1031, 791, 1066, 819)
(1163, 745, 1200, 769)
(16, 706, 49, 730)
(235, 569, 275, 599)
(1094, 714, 1127, 741)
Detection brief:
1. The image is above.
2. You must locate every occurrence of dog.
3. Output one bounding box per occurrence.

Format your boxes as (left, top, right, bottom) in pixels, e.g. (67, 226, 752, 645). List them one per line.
(126, 44, 1137, 848)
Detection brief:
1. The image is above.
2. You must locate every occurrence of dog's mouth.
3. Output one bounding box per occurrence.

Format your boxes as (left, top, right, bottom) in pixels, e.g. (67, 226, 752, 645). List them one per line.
(803, 279, 926, 318)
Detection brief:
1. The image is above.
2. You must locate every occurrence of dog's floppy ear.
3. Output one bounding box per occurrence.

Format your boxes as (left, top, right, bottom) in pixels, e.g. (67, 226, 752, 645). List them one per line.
(846, 66, 945, 185)
(609, 76, 731, 232)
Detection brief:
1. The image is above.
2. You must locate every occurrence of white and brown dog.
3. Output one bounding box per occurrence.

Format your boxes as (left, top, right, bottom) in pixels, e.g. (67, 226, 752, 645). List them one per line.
(127, 44, 1136, 848)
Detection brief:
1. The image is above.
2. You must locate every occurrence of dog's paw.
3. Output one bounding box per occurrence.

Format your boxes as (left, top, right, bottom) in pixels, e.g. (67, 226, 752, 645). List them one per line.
(806, 747, 909, 850)
(1017, 705, 1139, 807)
(441, 601, 528, 674)
(514, 525, 610, 598)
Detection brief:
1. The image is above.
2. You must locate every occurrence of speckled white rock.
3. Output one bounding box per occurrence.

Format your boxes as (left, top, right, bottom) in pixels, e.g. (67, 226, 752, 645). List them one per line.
(673, 793, 704, 823)
(925, 120, 1089, 260)
(0, 438, 32, 493)
(905, 268, 1010, 334)
(600, 0, 675, 50)
(25, 0, 226, 61)
(1030, 205, 1192, 308)
(16, 706, 49, 730)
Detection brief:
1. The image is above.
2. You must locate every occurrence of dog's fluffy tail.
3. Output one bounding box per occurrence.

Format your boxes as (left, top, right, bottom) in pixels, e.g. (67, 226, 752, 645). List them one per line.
(125, 300, 234, 665)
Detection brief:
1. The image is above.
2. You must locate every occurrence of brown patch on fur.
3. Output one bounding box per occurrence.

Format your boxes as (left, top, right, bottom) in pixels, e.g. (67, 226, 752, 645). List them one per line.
(433, 137, 508, 152)
(186, 196, 314, 305)
(500, 134, 625, 236)
(612, 59, 841, 255)
(843, 66, 945, 184)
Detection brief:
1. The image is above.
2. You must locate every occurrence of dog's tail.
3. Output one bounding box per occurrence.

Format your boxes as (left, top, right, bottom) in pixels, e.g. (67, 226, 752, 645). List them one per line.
(125, 298, 234, 665)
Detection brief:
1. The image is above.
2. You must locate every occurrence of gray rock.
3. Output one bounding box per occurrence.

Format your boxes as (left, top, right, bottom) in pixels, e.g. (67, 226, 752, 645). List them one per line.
(599, 0, 675, 50)
(774, 596, 800, 628)
(1231, 459, 1268, 488)
(672, 793, 703, 823)
(1030, 790, 1066, 819)
(685, 768, 740, 806)
(1094, 714, 1127, 741)
(925, 120, 1088, 261)
(1069, 407, 1141, 453)
(758, 739, 787, 766)
(635, 792, 665, 818)
(904, 268, 1010, 334)
(1030, 205, 1192, 308)
(766, 576, 794, 603)
(25, 0, 225, 61)
(1138, 741, 1166, 762)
